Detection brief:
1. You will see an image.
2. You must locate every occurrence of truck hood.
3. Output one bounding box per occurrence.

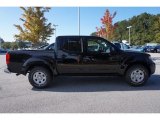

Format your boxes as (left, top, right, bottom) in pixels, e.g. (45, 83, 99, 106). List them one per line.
(122, 50, 150, 57)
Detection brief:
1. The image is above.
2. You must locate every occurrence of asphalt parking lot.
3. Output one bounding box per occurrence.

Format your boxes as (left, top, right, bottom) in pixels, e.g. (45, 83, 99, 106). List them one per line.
(0, 53, 160, 113)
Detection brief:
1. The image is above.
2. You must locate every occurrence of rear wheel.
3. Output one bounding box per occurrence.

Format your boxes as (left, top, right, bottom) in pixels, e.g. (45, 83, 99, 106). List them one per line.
(125, 65, 149, 86)
(28, 67, 52, 88)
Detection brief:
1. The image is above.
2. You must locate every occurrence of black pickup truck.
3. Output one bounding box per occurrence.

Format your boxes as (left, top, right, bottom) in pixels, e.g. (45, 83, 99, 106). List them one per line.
(5, 36, 155, 88)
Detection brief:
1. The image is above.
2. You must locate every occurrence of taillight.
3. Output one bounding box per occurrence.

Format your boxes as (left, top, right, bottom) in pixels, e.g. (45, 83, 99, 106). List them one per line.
(6, 53, 10, 64)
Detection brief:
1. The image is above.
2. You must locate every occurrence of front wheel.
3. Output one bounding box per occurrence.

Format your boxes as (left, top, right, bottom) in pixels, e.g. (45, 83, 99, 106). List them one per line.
(28, 67, 52, 88)
(125, 65, 149, 86)
(154, 49, 157, 53)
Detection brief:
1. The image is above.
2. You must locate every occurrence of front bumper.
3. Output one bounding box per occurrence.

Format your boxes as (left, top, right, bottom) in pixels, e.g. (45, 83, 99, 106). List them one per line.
(157, 49, 160, 52)
(149, 62, 156, 75)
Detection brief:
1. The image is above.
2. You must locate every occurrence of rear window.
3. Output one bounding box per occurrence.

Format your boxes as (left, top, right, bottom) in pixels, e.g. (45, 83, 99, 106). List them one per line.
(58, 37, 81, 53)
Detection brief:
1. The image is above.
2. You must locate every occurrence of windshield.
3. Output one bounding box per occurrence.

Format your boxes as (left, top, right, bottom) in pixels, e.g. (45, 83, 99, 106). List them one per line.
(37, 44, 49, 50)
(123, 44, 130, 49)
(44, 43, 55, 51)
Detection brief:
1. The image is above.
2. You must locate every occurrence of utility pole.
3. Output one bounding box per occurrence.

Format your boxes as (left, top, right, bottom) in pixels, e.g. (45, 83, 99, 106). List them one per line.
(0, 40, 1, 49)
(53, 24, 58, 38)
(0, 37, 2, 49)
(78, 7, 80, 36)
(127, 26, 132, 45)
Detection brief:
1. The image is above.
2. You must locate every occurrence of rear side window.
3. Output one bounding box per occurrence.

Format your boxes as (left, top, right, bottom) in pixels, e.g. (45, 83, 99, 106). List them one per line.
(59, 37, 81, 53)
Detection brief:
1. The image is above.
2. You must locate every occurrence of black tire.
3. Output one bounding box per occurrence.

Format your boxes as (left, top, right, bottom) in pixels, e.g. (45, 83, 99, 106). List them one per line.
(28, 67, 52, 88)
(155, 49, 157, 53)
(125, 65, 149, 86)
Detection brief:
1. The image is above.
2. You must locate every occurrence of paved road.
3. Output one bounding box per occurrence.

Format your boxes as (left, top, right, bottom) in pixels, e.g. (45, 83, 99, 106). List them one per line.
(0, 53, 160, 113)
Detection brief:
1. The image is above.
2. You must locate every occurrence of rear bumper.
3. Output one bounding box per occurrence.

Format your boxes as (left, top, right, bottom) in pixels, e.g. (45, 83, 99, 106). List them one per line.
(4, 68, 11, 74)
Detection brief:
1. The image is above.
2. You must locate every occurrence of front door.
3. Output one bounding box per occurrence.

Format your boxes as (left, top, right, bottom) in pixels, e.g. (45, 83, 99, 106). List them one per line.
(82, 37, 121, 74)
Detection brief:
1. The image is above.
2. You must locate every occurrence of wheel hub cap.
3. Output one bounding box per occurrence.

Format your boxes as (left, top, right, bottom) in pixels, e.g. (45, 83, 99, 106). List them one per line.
(33, 72, 47, 85)
(131, 69, 144, 83)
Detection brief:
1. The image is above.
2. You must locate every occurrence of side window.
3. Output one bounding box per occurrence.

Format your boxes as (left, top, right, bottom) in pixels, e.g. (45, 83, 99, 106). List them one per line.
(59, 37, 81, 53)
(87, 38, 112, 53)
(87, 40, 99, 52)
(68, 38, 81, 52)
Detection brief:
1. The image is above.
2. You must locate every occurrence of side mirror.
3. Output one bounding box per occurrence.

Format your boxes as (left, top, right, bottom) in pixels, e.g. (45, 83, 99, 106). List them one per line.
(110, 47, 117, 54)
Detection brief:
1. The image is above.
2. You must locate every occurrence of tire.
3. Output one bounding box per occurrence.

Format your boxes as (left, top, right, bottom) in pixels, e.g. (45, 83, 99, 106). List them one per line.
(28, 67, 52, 88)
(155, 49, 157, 53)
(125, 65, 149, 86)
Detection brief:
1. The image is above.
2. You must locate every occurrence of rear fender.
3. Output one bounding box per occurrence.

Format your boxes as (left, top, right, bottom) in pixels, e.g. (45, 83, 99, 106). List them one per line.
(22, 57, 56, 75)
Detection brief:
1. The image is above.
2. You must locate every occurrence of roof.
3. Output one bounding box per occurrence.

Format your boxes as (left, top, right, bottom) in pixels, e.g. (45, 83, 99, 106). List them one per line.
(56, 35, 106, 39)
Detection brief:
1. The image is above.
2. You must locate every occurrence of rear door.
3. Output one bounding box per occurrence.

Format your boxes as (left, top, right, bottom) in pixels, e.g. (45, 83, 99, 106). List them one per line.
(56, 36, 84, 74)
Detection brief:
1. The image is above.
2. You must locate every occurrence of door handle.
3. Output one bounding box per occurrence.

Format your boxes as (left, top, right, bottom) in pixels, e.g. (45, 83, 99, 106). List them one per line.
(83, 56, 95, 62)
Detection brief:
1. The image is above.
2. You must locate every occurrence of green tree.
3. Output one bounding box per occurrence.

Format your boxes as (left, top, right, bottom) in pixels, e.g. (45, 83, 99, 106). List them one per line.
(90, 32, 98, 36)
(11, 42, 18, 50)
(93, 12, 160, 45)
(16, 40, 27, 48)
(0, 37, 4, 43)
(153, 16, 160, 43)
(14, 7, 54, 44)
(113, 12, 160, 45)
(114, 20, 128, 41)
(2, 42, 11, 49)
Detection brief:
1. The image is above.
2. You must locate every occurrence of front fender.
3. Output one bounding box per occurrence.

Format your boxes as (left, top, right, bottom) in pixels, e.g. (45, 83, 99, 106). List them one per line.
(119, 55, 148, 75)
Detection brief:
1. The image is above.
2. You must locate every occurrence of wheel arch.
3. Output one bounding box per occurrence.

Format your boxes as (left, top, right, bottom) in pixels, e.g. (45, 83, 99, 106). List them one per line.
(27, 63, 53, 76)
(22, 58, 56, 76)
(124, 62, 151, 76)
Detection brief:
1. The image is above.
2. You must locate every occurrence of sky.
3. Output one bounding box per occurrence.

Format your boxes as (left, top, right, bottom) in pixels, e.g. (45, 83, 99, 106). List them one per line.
(0, 7, 160, 43)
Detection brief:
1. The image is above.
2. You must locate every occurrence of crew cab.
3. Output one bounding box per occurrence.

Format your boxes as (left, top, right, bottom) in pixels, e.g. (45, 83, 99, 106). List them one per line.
(4, 36, 156, 88)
